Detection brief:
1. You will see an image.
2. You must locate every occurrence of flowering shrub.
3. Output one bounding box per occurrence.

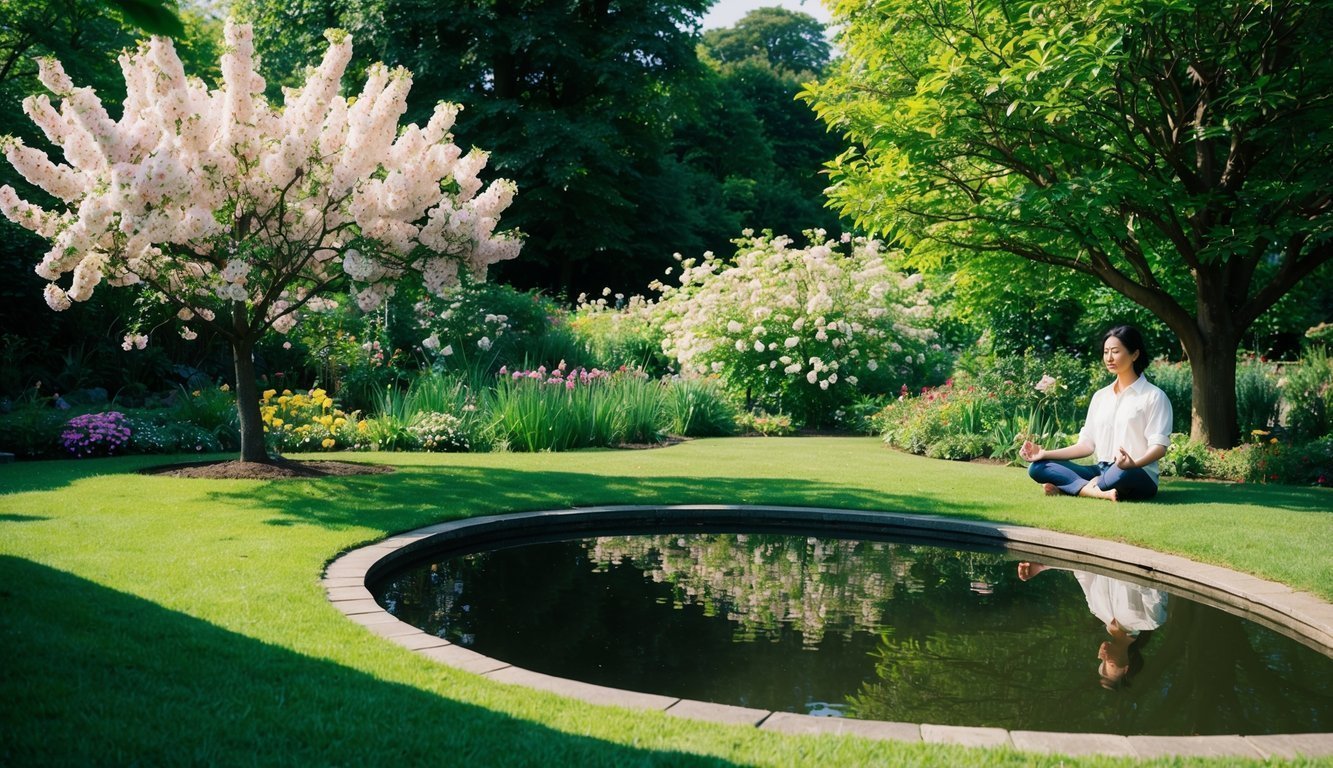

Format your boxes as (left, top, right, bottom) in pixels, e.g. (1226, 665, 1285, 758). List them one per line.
(653, 232, 944, 427)
(260, 388, 358, 453)
(409, 412, 469, 452)
(570, 292, 669, 374)
(413, 282, 584, 374)
(736, 410, 796, 437)
(60, 411, 131, 457)
(126, 414, 224, 454)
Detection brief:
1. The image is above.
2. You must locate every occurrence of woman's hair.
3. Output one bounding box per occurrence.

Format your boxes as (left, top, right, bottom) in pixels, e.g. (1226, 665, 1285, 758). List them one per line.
(1099, 631, 1153, 691)
(1102, 325, 1149, 375)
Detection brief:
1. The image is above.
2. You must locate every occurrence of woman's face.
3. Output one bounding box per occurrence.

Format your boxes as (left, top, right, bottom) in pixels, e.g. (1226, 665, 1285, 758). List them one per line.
(1103, 336, 1140, 377)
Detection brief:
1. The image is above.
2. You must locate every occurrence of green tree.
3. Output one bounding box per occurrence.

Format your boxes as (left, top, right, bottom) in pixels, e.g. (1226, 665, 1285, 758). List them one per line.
(701, 5, 830, 74)
(685, 7, 843, 244)
(804, 0, 1333, 447)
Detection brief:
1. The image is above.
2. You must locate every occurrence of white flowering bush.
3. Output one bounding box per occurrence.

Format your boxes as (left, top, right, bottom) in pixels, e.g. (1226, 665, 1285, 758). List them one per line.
(653, 233, 941, 426)
(0, 21, 521, 461)
(409, 412, 469, 452)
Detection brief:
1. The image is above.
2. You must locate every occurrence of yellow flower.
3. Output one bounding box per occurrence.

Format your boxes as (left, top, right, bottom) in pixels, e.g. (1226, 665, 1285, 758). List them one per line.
(262, 389, 277, 400)
(192, 390, 201, 397)
(271, 418, 284, 427)
(321, 438, 336, 449)
(220, 383, 230, 392)
(311, 388, 327, 399)
(334, 418, 347, 428)
(1270, 437, 1278, 444)
(282, 389, 292, 396)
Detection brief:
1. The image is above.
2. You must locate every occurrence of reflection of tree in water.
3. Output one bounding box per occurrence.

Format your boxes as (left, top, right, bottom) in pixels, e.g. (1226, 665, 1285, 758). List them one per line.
(589, 534, 953, 647)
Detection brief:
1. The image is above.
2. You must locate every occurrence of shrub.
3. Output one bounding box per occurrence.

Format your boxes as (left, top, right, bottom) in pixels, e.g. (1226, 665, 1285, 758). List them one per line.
(409, 412, 470, 452)
(1281, 349, 1333, 442)
(412, 281, 591, 375)
(736, 410, 796, 436)
(0, 399, 64, 458)
(60, 411, 132, 458)
(1149, 361, 1193, 435)
(1235, 357, 1281, 434)
(260, 388, 357, 453)
(654, 233, 944, 428)
(569, 294, 670, 374)
(663, 377, 738, 437)
(402, 373, 493, 451)
(170, 384, 239, 450)
(1159, 434, 1211, 478)
(1207, 435, 1333, 486)
(126, 414, 224, 454)
(924, 433, 991, 461)
(490, 364, 665, 451)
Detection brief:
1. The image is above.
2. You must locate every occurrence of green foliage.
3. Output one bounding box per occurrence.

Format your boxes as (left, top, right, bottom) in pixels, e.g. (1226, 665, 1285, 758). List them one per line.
(1235, 358, 1282, 434)
(701, 7, 830, 74)
(1159, 434, 1212, 479)
(407, 412, 470, 453)
(569, 294, 670, 374)
(655, 233, 946, 428)
(169, 385, 239, 450)
(0, 395, 64, 458)
(1281, 348, 1333, 442)
(805, 0, 1333, 447)
(663, 377, 739, 437)
(735, 410, 796, 436)
(413, 282, 590, 376)
(1149, 361, 1194, 435)
(126, 413, 224, 455)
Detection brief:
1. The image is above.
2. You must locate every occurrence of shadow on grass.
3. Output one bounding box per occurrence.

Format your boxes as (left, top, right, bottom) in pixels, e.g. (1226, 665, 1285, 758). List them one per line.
(0, 454, 229, 496)
(0, 513, 49, 522)
(198, 466, 995, 534)
(1160, 478, 1333, 512)
(0, 555, 738, 767)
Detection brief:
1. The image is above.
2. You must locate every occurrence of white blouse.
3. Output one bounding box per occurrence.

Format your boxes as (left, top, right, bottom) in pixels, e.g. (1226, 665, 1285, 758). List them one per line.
(1074, 571, 1169, 634)
(1078, 374, 1173, 483)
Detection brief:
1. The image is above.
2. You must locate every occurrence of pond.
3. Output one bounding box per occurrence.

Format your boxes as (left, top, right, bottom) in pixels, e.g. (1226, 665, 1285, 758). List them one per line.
(371, 528, 1333, 736)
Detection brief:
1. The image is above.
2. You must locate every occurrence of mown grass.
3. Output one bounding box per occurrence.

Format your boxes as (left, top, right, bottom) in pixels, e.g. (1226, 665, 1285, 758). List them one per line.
(1, 437, 1330, 767)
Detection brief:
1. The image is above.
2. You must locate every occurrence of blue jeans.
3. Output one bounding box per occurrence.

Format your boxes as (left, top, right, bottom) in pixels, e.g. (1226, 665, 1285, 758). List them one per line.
(1028, 460, 1158, 501)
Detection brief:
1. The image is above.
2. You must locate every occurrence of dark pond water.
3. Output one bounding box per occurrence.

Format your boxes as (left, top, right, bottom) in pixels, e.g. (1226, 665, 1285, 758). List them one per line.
(372, 530, 1333, 735)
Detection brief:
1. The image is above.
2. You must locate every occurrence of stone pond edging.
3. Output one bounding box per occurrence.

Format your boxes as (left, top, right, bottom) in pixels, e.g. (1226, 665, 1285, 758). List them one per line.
(323, 505, 1333, 760)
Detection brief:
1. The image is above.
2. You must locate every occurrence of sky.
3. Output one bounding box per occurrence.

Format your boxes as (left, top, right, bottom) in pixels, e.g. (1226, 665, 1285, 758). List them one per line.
(700, 0, 834, 30)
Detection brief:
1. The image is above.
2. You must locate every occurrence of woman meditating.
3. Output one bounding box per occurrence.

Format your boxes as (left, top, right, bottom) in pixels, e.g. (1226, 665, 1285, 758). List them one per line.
(1019, 325, 1173, 502)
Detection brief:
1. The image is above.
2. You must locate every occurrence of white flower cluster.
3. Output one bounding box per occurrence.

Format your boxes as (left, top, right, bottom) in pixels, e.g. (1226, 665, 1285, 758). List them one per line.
(0, 21, 521, 336)
(653, 232, 936, 420)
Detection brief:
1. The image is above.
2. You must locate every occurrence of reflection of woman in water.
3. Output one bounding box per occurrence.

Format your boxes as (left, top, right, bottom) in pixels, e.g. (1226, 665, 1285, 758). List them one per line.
(1018, 562, 1168, 689)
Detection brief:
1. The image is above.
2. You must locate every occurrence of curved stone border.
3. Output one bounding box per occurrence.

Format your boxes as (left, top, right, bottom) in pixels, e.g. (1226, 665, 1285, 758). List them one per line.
(323, 505, 1333, 760)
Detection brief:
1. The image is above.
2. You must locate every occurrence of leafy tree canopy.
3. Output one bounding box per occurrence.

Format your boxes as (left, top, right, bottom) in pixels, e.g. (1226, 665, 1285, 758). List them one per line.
(701, 5, 830, 75)
(804, 0, 1333, 446)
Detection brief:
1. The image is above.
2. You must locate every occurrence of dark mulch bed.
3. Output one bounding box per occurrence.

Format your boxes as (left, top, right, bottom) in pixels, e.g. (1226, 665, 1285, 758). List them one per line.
(140, 458, 395, 479)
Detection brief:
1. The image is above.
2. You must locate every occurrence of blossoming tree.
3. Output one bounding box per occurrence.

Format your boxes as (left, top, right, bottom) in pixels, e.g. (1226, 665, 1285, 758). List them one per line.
(0, 21, 522, 462)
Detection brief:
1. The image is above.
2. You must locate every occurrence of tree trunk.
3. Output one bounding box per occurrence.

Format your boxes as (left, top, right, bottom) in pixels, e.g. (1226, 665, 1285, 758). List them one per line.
(1182, 335, 1240, 449)
(231, 338, 269, 462)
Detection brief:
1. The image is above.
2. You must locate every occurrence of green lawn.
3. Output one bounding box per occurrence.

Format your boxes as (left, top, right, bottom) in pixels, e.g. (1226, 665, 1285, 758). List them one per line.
(2, 437, 1330, 766)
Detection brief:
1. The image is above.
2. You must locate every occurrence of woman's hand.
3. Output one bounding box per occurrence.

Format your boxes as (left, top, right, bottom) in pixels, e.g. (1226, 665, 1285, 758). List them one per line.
(1019, 441, 1045, 463)
(1114, 447, 1137, 469)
